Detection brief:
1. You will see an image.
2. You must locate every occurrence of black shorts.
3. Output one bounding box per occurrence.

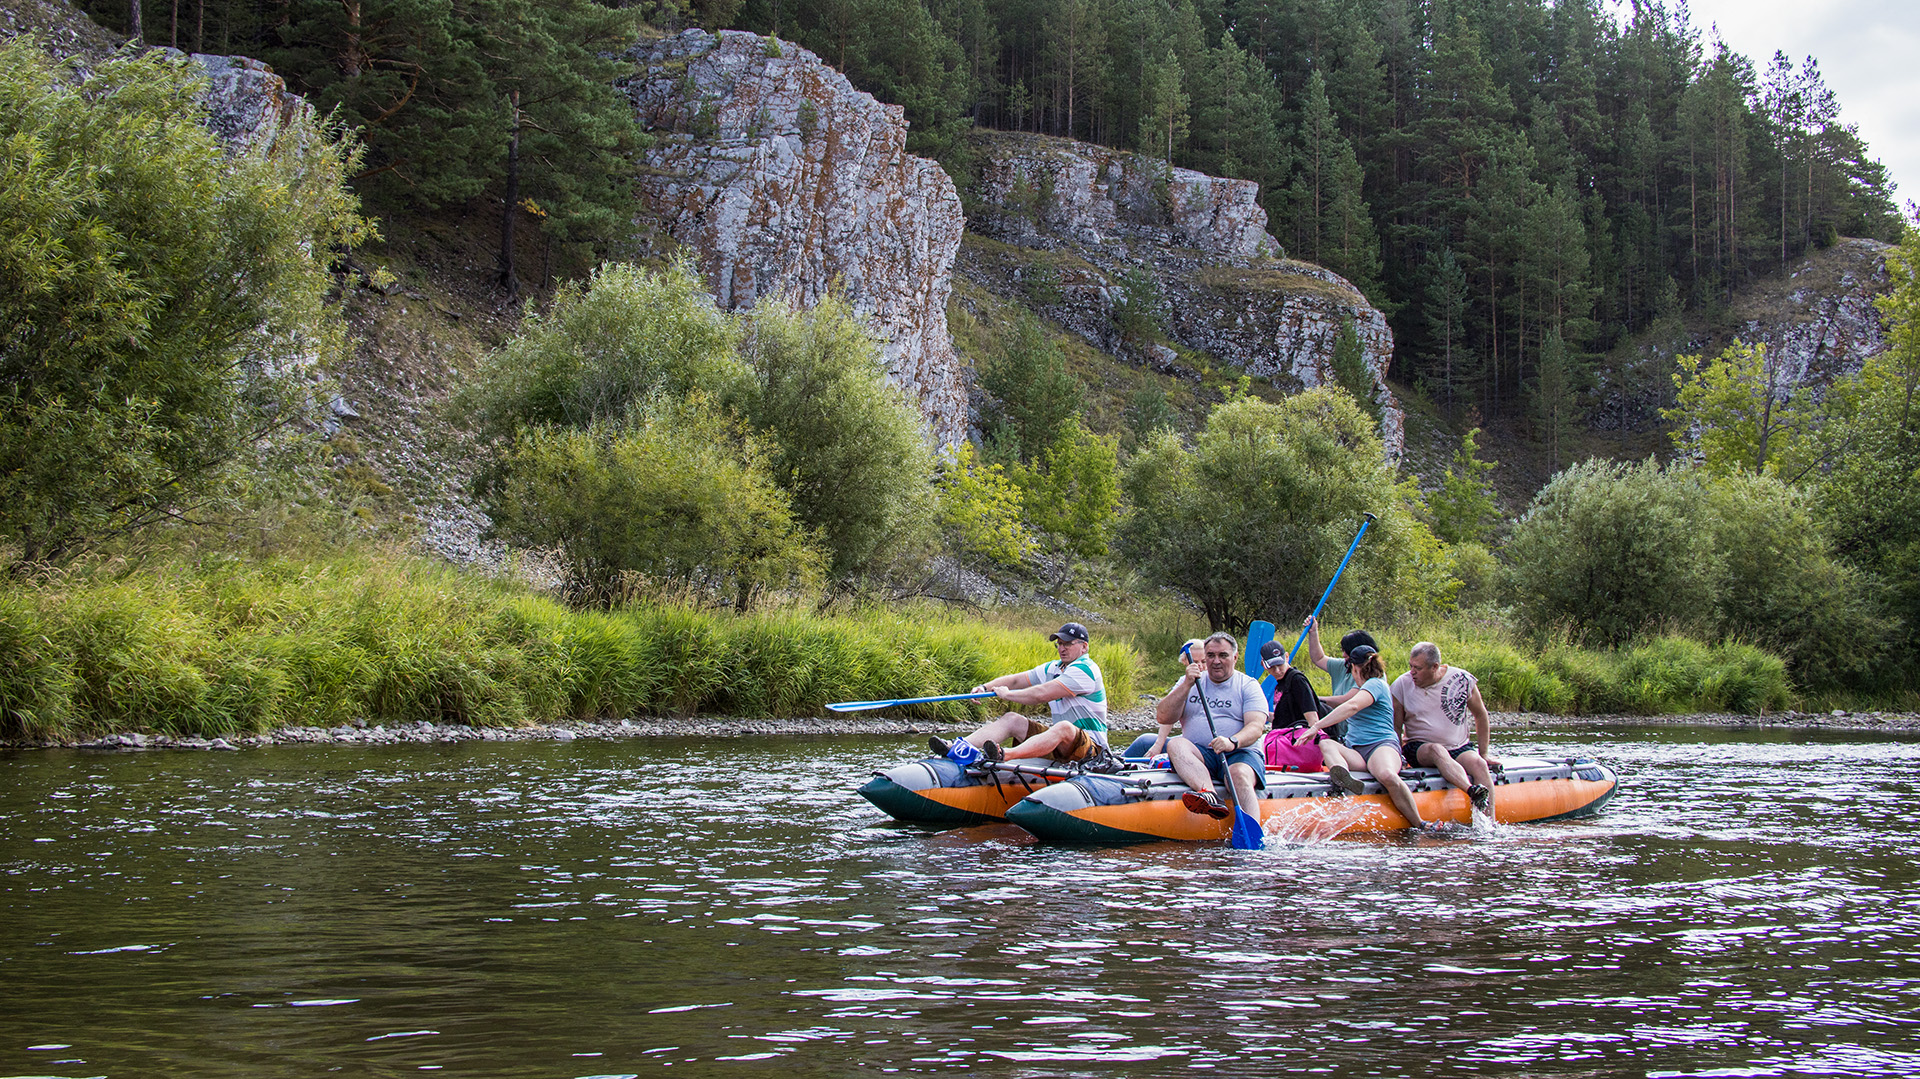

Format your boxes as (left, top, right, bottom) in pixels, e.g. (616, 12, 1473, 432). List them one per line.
(1403, 739, 1475, 763)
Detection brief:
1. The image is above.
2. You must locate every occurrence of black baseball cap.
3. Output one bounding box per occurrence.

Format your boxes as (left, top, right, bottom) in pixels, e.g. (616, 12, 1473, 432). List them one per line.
(1048, 622, 1090, 644)
(1259, 640, 1287, 668)
(1347, 644, 1379, 663)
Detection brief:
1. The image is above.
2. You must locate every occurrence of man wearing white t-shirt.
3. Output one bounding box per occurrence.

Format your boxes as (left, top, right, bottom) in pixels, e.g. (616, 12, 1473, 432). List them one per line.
(1152, 632, 1270, 819)
(927, 622, 1116, 770)
(1389, 640, 1499, 816)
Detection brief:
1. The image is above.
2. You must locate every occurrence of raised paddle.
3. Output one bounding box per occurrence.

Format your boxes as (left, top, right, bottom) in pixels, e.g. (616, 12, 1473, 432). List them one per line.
(1285, 512, 1377, 664)
(1244, 619, 1277, 697)
(825, 691, 998, 713)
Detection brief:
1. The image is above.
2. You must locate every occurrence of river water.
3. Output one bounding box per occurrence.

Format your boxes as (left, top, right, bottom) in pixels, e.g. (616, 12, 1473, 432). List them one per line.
(1, 724, 1917, 1078)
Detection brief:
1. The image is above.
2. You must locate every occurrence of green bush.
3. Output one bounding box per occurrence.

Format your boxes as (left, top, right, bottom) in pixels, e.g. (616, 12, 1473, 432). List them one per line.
(481, 398, 825, 607)
(0, 38, 369, 564)
(1120, 389, 1456, 630)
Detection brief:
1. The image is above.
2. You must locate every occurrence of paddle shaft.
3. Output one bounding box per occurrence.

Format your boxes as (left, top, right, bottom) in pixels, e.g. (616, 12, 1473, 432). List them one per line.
(825, 691, 998, 713)
(1286, 513, 1377, 664)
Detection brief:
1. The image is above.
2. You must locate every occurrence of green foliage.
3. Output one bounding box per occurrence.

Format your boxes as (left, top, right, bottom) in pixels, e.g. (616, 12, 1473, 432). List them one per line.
(978, 311, 1082, 463)
(1504, 459, 1714, 646)
(255, 0, 641, 248)
(1111, 268, 1165, 345)
(0, 551, 1142, 737)
(1664, 340, 1817, 477)
(934, 442, 1032, 568)
(0, 39, 369, 564)
(1328, 317, 1378, 422)
(1010, 417, 1119, 559)
(1529, 330, 1584, 473)
(482, 397, 824, 607)
(1507, 459, 1885, 687)
(1123, 384, 1177, 449)
(738, 294, 936, 583)
(1427, 427, 1500, 544)
(1118, 388, 1454, 631)
(469, 260, 747, 438)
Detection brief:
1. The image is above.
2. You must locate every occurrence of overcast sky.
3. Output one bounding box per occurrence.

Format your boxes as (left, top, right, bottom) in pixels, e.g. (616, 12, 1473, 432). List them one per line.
(1673, 0, 1920, 214)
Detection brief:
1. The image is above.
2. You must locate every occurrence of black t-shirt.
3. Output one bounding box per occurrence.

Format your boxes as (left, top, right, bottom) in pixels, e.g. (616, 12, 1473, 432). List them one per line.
(1269, 667, 1321, 731)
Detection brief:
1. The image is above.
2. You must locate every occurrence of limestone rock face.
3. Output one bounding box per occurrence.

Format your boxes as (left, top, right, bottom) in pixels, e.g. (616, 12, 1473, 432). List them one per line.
(191, 53, 315, 156)
(964, 131, 1402, 456)
(1731, 237, 1892, 390)
(621, 30, 968, 445)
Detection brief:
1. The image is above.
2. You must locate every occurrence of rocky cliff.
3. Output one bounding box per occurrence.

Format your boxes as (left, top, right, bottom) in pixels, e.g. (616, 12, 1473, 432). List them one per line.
(620, 30, 968, 445)
(962, 131, 1403, 456)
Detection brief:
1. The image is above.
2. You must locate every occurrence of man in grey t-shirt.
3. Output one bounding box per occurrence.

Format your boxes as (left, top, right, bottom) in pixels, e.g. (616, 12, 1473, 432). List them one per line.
(1389, 640, 1499, 816)
(1152, 632, 1270, 819)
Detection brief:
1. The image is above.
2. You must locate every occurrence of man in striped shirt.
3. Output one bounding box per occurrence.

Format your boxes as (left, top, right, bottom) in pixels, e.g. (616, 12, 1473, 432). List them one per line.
(928, 622, 1114, 769)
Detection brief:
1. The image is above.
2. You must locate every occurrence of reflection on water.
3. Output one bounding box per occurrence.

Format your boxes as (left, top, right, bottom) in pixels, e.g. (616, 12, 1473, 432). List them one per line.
(1, 726, 1917, 1077)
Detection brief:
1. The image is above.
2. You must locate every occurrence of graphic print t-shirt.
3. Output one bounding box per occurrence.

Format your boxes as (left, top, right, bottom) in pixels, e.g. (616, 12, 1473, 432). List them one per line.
(1390, 667, 1479, 748)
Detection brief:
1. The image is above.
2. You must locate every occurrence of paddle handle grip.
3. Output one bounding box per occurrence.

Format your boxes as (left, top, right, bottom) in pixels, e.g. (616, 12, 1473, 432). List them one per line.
(1287, 513, 1375, 664)
(825, 691, 998, 713)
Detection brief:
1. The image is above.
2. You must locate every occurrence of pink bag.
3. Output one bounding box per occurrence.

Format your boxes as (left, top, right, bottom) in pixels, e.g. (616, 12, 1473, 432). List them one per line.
(1263, 726, 1326, 771)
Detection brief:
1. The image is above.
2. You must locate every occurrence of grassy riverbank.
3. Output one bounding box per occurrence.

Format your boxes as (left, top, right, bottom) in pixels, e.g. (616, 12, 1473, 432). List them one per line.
(0, 548, 1877, 742)
(0, 550, 1142, 740)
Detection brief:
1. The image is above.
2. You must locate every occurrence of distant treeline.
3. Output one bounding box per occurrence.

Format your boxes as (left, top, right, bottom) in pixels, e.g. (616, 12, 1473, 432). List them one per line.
(727, 0, 1903, 415)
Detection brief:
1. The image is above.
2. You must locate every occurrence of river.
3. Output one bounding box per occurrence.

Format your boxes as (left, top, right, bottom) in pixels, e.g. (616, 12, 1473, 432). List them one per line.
(2, 724, 1917, 1077)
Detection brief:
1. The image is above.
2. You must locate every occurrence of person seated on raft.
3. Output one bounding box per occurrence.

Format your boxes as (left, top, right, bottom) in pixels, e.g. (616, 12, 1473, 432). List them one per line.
(1288, 643, 1440, 832)
(1391, 641, 1500, 817)
(927, 622, 1118, 771)
(1122, 638, 1207, 760)
(1153, 632, 1270, 820)
(1302, 616, 1380, 736)
(1257, 640, 1332, 772)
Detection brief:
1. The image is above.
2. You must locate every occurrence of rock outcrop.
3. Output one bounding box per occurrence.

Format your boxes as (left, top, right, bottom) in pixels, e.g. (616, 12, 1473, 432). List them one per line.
(1726, 237, 1892, 391)
(621, 30, 968, 445)
(191, 53, 314, 156)
(963, 131, 1402, 456)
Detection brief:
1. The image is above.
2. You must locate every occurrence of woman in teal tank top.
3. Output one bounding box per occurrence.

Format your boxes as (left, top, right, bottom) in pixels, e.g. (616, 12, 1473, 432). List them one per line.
(1288, 645, 1439, 832)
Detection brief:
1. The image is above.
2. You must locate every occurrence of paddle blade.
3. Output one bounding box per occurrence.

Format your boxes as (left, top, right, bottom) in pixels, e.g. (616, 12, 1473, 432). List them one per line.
(1230, 807, 1265, 849)
(1245, 620, 1276, 696)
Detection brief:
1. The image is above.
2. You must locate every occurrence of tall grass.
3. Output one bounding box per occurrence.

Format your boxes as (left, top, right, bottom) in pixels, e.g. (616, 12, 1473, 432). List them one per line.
(0, 552, 1141, 739)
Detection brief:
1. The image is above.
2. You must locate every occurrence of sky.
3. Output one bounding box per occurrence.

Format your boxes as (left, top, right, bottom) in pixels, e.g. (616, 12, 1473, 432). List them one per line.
(1673, 0, 1920, 213)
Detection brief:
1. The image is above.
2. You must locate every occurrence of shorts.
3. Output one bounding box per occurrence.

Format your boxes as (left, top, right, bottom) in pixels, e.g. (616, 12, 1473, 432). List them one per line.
(1016, 717, 1104, 762)
(1403, 739, 1475, 763)
(1351, 739, 1403, 768)
(1185, 739, 1267, 790)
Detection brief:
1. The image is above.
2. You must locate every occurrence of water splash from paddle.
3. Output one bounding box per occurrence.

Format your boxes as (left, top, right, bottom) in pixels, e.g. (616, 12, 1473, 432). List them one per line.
(1261, 798, 1374, 844)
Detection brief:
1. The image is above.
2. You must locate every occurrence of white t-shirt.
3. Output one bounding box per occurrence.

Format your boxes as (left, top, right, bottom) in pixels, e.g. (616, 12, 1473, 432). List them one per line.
(1024, 656, 1108, 738)
(1170, 670, 1270, 745)
(1390, 667, 1480, 747)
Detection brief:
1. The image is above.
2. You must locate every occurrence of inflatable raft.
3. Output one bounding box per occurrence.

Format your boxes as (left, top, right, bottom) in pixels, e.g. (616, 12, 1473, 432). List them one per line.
(862, 755, 1616, 843)
(858, 756, 1074, 825)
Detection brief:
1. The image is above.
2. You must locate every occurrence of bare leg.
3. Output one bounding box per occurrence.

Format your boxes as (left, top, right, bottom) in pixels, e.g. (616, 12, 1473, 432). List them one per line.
(1367, 743, 1427, 828)
(1167, 737, 1215, 794)
(962, 713, 1031, 748)
(1001, 722, 1077, 761)
(1227, 761, 1260, 811)
(1456, 751, 1494, 790)
(1416, 743, 1474, 790)
(1320, 739, 1365, 771)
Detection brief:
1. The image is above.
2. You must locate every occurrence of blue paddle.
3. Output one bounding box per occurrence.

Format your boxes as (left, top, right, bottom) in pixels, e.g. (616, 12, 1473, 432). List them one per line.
(1244, 619, 1276, 697)
(1285, 513, 1377, 664)
(826, 691, 998, 713)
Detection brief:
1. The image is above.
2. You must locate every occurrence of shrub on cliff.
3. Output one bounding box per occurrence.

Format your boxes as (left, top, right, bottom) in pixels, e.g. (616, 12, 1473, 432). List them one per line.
(0, 38, 370, 566)
(738, 296, 936, 588)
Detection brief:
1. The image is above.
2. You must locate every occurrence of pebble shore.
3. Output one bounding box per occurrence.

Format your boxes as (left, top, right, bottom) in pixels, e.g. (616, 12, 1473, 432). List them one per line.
(6, 705, 1919, 752)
